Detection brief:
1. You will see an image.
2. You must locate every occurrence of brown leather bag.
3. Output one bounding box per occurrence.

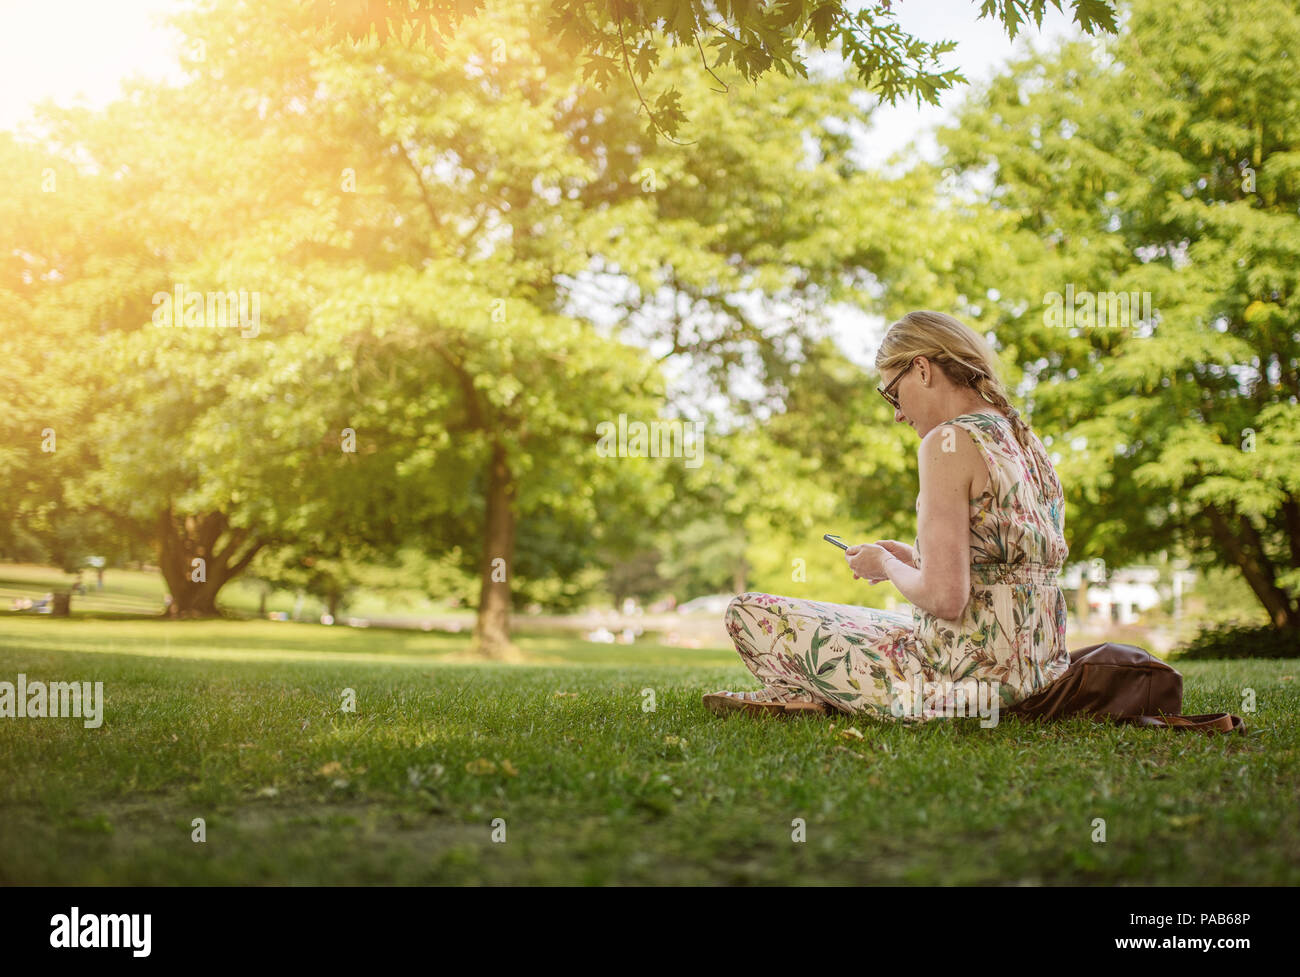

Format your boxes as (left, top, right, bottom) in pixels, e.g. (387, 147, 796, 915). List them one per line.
(1003, 641, 1245, 734)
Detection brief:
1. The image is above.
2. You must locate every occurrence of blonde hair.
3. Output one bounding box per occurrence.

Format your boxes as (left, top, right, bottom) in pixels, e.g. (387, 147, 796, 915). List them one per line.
(875, 310, 1036, 460)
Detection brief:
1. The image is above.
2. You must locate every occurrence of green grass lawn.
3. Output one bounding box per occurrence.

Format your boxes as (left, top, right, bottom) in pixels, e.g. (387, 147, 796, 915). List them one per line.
(0, 616, 1295, 884)
(0, 564, 167, 616)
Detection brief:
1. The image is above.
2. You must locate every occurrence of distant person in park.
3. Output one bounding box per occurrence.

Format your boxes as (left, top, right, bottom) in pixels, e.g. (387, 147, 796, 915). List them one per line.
(706, 310, 1070, 719)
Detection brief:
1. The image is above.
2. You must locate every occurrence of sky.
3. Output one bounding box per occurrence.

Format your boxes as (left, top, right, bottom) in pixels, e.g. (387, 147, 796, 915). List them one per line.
(0, 0, 1091, 376)
(0, 0, 186, 131)
(0, 0, 1084, 149)
(854, 0, 1083, 167)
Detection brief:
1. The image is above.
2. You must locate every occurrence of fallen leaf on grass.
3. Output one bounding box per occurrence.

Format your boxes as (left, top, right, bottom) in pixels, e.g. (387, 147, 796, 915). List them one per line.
(464, 758, 518, 777)
(317, 761, 343, 776)
(839, 727, 865, 741)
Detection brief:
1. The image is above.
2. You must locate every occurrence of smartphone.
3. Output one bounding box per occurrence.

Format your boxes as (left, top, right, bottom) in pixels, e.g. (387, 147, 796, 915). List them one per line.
(823, 533, 849, 550)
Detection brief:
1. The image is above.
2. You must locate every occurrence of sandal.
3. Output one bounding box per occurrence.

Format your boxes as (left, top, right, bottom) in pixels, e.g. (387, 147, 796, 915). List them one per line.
(702, 686, 833, 717)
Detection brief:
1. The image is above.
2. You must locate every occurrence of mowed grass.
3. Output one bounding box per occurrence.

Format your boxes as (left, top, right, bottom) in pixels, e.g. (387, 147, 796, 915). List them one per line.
(0, 617, 1296, 884)
(0, 564, 166, 616)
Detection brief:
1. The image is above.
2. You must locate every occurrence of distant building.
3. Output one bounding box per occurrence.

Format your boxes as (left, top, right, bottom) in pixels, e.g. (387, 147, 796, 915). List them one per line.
(1059, 562, 1198, 625)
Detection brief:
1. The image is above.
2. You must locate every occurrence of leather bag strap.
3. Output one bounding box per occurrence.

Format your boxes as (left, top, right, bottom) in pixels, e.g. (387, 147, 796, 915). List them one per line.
(1123, 712, 1245, 734)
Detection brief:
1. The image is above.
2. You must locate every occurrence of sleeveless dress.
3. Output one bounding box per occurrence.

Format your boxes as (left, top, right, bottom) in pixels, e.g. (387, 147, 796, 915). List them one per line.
(723, 410, 1071, 720)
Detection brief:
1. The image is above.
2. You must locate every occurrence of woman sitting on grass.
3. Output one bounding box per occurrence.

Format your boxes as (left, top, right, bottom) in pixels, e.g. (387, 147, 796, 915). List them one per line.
(705, 310, 1071, 720)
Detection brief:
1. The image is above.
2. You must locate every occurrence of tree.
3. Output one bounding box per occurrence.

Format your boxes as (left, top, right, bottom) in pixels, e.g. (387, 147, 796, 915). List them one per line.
(657, 335, 924, 606)
(5, 0, 678, 648)
(929, 0, 1300, 632)
(5, 0, 1030, 652)
(151, 0, 970, 648)
(308, 0, 1120, 139)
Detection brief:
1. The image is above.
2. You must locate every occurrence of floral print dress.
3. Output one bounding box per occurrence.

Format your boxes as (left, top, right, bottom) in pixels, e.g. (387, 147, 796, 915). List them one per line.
(723, 411, 1071, 720)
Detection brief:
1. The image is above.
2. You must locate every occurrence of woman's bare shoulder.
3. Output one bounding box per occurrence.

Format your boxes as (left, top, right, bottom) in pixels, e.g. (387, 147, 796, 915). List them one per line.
(918, 420, 992, 495)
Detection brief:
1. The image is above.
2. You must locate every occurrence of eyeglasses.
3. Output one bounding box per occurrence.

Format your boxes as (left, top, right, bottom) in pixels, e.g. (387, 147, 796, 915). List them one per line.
(877, 359, 915, 410)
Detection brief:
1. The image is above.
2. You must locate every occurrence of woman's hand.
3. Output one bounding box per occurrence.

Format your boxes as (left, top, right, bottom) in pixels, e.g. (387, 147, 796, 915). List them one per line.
(845, 543, 891, 583)
(874, 539, 918, 569)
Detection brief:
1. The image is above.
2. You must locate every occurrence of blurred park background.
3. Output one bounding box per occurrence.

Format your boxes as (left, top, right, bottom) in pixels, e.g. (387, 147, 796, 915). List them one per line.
(2, 0, 1298, 662)
(3, 0, 1300, 887)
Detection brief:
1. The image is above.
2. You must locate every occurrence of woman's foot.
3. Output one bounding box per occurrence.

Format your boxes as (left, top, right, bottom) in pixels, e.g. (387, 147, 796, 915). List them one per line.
(720, 688, 800, 703)
(702, 685, 832, 717)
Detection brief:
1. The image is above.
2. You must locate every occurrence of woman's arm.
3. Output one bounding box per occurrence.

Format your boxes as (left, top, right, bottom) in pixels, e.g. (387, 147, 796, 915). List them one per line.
(883, 424, 978, 620)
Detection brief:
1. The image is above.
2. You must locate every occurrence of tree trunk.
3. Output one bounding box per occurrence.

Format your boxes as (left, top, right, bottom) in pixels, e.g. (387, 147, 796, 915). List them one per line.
(732, 553, 748, 595)
(472, 441, 521, 659)
(157, 507, 264, 618)
(1204, 503, 1299, 630)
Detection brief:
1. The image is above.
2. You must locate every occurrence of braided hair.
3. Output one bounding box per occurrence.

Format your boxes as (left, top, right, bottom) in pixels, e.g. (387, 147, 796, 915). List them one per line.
(875, 309, 1040, 470)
